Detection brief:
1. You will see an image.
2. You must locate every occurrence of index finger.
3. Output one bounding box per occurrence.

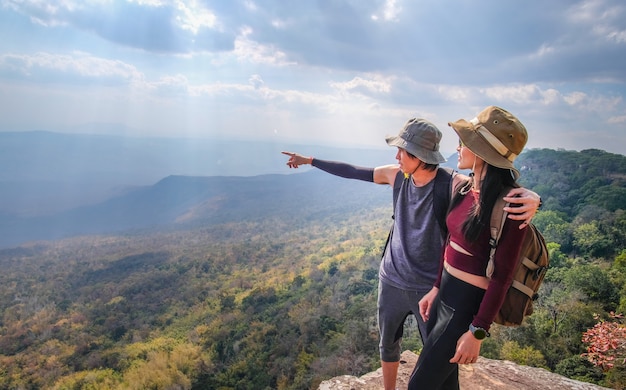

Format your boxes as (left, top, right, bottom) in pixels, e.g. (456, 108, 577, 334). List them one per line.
(281, 151, 294, 156)
(449, 351, 462, 364)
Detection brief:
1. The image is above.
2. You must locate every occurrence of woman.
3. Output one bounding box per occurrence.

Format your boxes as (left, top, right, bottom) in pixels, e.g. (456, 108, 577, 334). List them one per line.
(408, 106, 530, 389)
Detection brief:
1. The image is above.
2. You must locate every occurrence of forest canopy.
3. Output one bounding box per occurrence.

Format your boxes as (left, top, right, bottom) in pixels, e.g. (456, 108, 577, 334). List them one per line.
(1, 148, 626, 389)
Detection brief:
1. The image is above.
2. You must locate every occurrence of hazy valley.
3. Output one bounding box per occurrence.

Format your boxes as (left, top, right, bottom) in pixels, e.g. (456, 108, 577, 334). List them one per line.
(1, 132, 626, 389)
(0, 131, 400, 248)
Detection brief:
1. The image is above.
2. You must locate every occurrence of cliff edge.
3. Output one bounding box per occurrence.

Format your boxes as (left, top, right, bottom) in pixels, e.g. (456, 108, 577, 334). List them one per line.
(318, 350, 609, 390)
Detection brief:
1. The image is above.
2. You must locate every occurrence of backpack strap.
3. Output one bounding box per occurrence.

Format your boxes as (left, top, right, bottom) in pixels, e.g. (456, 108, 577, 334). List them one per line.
(432, 167, 457, 236)
(486, 188, 512, 278)
(391, 170, 405, 215)
(382, 170, 406, 258)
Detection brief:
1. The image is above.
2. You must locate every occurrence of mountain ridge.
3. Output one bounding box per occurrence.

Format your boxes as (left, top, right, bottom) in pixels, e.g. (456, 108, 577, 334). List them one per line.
(0, 130, 399, 216)
(0, 171, 392, 248)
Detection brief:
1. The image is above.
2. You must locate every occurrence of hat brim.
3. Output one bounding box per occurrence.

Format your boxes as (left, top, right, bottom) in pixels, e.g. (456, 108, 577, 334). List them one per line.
(386, 135, 446, 165)
(448, 119, 520, 178)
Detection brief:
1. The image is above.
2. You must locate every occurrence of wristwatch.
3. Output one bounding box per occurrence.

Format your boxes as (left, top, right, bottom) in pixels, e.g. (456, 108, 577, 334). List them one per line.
(469, 324, 490, 340)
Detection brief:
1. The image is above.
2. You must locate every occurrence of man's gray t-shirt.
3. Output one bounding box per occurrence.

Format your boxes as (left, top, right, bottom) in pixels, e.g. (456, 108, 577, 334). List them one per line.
(379, 177, 445, 293)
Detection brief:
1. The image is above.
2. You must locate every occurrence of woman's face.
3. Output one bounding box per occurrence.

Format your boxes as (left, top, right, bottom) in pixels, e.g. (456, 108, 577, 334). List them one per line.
(456, 139, 483, 171)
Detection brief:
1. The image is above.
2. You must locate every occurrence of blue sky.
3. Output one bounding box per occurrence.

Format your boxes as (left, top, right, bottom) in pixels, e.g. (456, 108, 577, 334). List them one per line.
(0, 0, 625, 157)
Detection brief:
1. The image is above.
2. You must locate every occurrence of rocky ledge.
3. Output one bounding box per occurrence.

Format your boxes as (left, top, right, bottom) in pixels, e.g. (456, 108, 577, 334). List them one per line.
(318, 350, 609, 390)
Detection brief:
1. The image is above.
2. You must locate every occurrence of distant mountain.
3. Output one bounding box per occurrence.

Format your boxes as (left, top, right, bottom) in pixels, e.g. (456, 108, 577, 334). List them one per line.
(10, 131, 625, 251)
(0, 171, 393, 248)
(0, 131, 398, 216)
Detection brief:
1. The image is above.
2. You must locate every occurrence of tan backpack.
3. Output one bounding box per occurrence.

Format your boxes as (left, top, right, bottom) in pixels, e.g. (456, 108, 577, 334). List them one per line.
(487, 189, 550, 326)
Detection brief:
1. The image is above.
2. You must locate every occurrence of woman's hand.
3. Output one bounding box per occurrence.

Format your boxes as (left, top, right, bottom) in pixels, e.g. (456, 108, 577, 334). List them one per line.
(503, 188, 541, 229)
(418, 287, 438, 322)
(281, 151, 313, 169)
(449, 331, 482, 364)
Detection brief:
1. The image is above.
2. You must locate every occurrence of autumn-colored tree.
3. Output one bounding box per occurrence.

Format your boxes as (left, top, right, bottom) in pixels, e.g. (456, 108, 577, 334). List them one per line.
(582, 313, 626, 371)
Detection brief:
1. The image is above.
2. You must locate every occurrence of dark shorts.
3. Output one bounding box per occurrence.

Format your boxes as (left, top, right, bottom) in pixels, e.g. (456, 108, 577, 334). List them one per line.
(377, 281, 430, 362)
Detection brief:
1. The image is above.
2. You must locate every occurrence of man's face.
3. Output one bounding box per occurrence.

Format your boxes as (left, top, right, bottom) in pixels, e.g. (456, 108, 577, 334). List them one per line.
(395, 147, 419, 174)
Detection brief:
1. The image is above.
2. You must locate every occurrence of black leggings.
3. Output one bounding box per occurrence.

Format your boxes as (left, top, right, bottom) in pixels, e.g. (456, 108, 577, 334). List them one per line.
(408, 269, 485, 390)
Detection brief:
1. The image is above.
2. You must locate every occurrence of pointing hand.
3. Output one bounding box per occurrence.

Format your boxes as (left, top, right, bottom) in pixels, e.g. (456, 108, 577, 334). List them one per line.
(281, 151, 313, 169)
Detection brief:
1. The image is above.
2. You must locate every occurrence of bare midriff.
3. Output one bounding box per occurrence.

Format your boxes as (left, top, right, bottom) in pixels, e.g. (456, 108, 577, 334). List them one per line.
(444, 261, 490, 290)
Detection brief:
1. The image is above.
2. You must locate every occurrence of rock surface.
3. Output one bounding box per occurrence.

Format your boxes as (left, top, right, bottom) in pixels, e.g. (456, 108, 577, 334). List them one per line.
(318, 350, 610, 390)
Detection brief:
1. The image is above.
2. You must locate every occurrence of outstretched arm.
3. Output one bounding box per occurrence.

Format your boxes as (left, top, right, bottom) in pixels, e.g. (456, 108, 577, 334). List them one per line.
(281, 151, 373, 182)
(503, 188, 541, 229)
(281, 151, 399, 185)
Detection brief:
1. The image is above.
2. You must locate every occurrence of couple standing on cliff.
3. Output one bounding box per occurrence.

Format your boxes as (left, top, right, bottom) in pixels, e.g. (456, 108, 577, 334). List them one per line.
(282, 106, 539, 389)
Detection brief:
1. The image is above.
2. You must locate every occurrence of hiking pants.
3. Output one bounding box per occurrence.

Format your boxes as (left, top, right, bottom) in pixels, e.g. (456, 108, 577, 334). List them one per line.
(407, 269, 485, 390)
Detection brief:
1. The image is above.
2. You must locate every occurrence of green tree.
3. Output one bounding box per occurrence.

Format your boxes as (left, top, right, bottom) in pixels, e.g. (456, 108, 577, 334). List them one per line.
(500, 340, 547, 368)
(587, 185, 626, 212)
(573, 222, 613, 258)
(563, 264, 619, 311)
(546, 242, 568, 269)
(555, 355, 604, 384)
(532, 210, 572, 252)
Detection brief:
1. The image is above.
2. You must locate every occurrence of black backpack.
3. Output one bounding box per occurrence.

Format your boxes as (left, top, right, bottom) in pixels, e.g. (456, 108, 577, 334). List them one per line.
(486, 188, 550, 326)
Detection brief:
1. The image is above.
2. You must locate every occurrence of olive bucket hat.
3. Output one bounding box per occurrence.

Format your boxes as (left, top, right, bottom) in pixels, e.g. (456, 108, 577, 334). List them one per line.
(448, 106, 528, 178)
(385, 118, 446, 164)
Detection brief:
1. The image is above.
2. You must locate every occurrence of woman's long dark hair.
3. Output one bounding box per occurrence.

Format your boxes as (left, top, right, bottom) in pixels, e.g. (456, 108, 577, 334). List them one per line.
(450, 165, 519, 242)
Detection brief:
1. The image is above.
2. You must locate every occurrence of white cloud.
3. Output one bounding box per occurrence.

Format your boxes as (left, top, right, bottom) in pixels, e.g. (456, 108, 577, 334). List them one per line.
(248, 74, 264, 89)
(0, 52, 143, 82)
(568, 0, 606, 23)
(563, 91, 587, 106)
(233, 27, 296, 66)
(3, 0, 233, 53)
(529, 44, 555, 60)
(568, 0, 626, 44)
(148, 74, 190, 96)
(243, 1, 258, 12)
(270, 18, 290, 29)
(481, 85, 541, 105)
(2, 0, 70, 26)
(372, 0, 401, 22)
(174, 0, 219, 34)
(188, 81, 253, 98)
(436, 86, 471, 103)
(329, 76, 392, 95)
(607, 30, 626, 43)
(541, 89, 561, 105)
(0, 0, 624, 154)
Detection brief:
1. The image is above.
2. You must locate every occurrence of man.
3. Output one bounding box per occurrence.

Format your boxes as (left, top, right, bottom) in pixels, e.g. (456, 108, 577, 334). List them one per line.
(282, 118, 540, 390)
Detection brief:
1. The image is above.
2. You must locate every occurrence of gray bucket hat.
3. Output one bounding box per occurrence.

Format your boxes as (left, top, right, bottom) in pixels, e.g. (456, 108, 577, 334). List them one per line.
(386, 118, 446, 164)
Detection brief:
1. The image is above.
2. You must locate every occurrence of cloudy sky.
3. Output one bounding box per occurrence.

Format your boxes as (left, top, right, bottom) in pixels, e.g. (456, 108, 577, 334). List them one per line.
(0, 0, 625, 156)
